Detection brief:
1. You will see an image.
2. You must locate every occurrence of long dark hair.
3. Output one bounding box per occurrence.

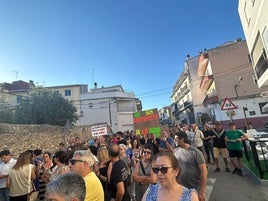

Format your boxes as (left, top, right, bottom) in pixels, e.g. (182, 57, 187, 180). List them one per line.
(131, 138, 141, 149)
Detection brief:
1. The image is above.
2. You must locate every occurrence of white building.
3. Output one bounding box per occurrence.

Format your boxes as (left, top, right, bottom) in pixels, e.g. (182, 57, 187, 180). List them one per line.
(198, 40, 268, 129)
(238, 0, 268, 88)
(80, 84, 141, 132)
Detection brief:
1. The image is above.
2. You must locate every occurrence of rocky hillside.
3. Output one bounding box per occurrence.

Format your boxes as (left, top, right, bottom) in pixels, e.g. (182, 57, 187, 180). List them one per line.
(0, 123, 92, 158)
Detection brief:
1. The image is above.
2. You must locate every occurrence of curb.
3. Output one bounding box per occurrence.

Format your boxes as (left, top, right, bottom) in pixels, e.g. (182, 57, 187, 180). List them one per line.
(243, 164, 268, 186)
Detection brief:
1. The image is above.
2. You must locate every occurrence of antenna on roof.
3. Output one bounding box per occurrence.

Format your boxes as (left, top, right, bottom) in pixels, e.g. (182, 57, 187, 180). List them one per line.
(12, 71, 18, 80)
(90, 68, 96, 88)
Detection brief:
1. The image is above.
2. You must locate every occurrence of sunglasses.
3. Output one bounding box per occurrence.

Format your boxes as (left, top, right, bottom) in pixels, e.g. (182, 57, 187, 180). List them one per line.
(152, 167, 172, 174)
(69, 159, 85, 165)
(143, 151, 151, 155)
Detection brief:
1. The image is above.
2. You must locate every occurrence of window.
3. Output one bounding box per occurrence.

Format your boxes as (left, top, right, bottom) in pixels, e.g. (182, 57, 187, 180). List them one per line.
(64, 90, 71, 96)
(259, 102, 268, 114)
(254, 50, 268, 79)
(249, 111, 256, 116)
(252, 32, 268, 79)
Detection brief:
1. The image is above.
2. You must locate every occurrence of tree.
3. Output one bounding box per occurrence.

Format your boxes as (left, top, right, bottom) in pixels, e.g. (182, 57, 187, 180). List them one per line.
(0, 95, 13, 123)
(13, 87, 78, 126)
(0, 85, 13, 123)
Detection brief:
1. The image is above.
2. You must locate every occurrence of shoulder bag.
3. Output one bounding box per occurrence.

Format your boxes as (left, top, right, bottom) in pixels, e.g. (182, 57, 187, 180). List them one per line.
(27, 164, 39, 201)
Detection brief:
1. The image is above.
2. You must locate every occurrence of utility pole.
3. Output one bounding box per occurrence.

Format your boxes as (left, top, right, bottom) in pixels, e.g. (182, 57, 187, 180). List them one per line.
(243, 107, 249, 129)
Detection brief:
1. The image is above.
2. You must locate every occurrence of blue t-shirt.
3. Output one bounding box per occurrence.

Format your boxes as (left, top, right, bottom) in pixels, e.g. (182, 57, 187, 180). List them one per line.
(145, 183, 195, 201)
(159, 137, 175, 150)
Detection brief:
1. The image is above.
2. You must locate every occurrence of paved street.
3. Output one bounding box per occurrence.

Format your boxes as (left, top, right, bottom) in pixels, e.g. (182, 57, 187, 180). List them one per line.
(206, 161, 268, 201)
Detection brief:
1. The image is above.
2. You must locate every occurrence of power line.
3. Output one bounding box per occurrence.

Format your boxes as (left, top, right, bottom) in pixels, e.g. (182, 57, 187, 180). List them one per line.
(135, 86, 173, 96)
(138, 91, 172, 99)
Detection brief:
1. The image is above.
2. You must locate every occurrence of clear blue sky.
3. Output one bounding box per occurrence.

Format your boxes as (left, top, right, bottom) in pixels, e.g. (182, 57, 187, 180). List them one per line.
(0, 0, 245, 110)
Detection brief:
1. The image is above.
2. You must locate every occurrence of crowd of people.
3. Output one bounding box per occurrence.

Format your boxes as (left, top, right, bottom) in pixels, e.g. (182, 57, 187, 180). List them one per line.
(0, 121, 248, 201)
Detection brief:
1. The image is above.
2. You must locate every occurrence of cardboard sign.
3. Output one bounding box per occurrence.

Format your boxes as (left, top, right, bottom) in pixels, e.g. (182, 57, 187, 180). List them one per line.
(133, 108, 161, 137)
(91, 124, 108, 137)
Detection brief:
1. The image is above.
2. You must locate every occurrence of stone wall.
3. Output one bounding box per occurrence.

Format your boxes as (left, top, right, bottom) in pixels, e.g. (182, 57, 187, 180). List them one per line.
(0, 123, 93, 158)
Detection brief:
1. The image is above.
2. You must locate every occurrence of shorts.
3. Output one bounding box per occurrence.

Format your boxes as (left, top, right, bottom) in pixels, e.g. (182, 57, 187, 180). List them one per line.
(213, 148, 227, 158)
(228, 149, 243, 158)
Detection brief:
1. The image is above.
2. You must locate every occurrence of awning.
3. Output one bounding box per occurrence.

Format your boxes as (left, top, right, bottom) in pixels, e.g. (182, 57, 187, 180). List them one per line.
(262, 103, 268, 113)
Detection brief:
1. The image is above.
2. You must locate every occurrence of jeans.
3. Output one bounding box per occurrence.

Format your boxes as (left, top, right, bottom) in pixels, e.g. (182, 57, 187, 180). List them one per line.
(0, 188, 10, 201)
(204, 141, 214, 162)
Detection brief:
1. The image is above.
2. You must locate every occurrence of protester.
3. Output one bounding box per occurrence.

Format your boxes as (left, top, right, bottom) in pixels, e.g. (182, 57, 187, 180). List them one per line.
(173, 132, 207, 201)
(7, 152, 36, 201)
(147, 133, 160, 154)
(39, 152, 54, 201)
(130, 138, 142, 201)
(0, 150, 17, 201)
(211, 121, 230, 172)
(191, 124, 204, 153)
(45, 172, 86, 201)
(202, 124, 215, 164)
(32, 149, 43, 195)
(225, 122, 248, 176)
(58, 142, 66, 151)
(181, 125, 192, 145)
(119, 144, 131, 178)
(96, 147, 111, 201)
(142, 152, 198, 201)
(70, 150, 104, 201)
(159, 130, 175, 152)
(131, 139, 142, 167)
(50, 150, 69, 181)
(139, 134, 149, 147)
(107, 144, 130, 201)
(132, 144, 157, 201)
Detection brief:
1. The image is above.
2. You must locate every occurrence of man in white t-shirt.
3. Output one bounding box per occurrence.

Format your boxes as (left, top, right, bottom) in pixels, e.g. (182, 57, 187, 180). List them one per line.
(191, 124, 205, 152)
(0, 150, 17, 201)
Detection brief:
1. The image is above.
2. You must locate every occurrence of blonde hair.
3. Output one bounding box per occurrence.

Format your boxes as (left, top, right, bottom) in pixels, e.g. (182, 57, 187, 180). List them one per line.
(97, 148, 109, 164)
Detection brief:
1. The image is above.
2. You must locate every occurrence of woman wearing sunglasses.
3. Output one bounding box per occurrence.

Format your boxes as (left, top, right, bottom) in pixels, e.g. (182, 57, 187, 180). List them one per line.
(142, 152, 198, 201)
(132, 144, 157, 201)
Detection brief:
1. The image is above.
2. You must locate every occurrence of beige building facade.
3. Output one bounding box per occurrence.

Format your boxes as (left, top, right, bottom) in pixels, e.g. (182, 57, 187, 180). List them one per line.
(198, 40, 268, 129)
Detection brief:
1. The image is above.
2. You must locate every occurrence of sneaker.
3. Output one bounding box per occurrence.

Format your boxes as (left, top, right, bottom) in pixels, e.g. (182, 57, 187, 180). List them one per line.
(237, 169, 243, 176)
(225, 167, 231, 172)
(214, 167, 220, 172)
(232, 168, 239, 174)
